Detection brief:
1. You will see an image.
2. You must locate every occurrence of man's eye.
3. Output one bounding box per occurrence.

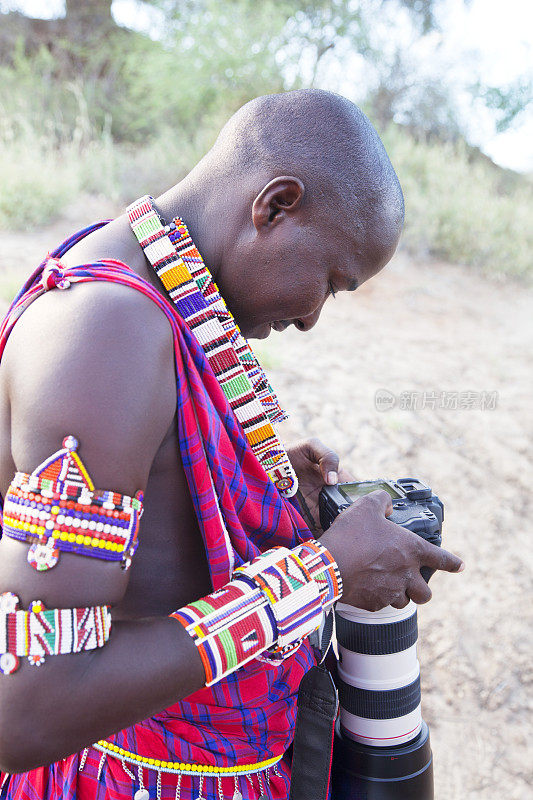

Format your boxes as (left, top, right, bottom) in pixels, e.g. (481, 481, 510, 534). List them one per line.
(328, 281, 337, 299)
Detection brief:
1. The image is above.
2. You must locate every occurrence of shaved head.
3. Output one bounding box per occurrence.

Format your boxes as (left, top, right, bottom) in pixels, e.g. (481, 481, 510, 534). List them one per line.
(159, 89, 404, 339)
(200, 89, 404, 236)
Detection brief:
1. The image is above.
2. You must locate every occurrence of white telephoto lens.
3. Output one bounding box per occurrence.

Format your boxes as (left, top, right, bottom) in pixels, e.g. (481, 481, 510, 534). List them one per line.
(335, 601, 422, 747)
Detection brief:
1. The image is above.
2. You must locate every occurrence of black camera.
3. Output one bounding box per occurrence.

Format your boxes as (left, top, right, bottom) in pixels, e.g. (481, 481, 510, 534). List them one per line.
(319, 478, 443, 583)
(318, 478, 444, 800)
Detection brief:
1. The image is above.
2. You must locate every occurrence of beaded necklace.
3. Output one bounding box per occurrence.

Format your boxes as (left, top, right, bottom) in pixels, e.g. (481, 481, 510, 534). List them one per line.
(127, 196, 298, 498)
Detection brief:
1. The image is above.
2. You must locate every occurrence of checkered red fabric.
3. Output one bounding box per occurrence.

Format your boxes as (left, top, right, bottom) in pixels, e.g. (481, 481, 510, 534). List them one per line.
(0, 222, 317, 799)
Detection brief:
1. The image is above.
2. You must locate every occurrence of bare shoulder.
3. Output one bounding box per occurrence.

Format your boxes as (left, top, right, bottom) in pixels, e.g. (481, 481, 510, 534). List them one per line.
(4, 278, 172, 353)
(1, 279, 177, 494)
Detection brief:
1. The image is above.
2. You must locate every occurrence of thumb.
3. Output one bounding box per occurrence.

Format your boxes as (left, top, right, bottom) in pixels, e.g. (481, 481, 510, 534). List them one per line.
(304, 438, 340, 485)
(363, 489, 394, 517)
(319, 449, 340, 486)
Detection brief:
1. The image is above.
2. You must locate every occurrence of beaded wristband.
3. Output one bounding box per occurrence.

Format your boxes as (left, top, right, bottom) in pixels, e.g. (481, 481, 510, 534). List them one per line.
(171, 575, 277, 685)
(258, 539, 344, 663)
(2, 436, 143, 572)
(235, 547, 322, 647)
(0, 592, 112, 675)
(171, 541, 342, 686)
(294, 539, 343, 610)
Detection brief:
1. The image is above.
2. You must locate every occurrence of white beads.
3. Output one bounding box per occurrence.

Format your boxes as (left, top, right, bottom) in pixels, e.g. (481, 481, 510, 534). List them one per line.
(63, 435, 78, 451)
(196, 775, 204, 800)
(97, 752, 106, 780)
(78, 747, 89, 773)
(0, 652, 19, 675)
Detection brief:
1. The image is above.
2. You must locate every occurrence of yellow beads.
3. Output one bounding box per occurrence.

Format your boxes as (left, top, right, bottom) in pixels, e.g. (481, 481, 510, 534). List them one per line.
(95, 740, 280, 775)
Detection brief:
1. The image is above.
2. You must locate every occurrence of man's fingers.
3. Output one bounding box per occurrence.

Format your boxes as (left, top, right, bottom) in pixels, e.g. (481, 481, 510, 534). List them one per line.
(408, 577, 432, 605)
(390, 592, 410, 609)
(420, 542, 464, 573)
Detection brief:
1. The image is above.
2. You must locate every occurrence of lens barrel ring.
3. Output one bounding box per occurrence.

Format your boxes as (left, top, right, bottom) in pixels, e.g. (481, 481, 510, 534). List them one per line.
(336, 610, 418, 655)
(337, 674, 421, 720)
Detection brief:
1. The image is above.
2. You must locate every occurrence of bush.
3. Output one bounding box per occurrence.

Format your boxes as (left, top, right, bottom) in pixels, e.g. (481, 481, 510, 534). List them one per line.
(0, 140, 80, 229)
(0, 131, 212, 229)
(382, 126, 533, 281)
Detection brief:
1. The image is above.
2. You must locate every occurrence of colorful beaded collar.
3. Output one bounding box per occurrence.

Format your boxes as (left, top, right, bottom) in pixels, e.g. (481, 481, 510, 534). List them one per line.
(127, 196, 298, 498)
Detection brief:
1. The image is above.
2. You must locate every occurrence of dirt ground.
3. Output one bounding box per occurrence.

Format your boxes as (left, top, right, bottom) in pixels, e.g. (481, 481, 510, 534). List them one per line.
(1, 201, 531, 799)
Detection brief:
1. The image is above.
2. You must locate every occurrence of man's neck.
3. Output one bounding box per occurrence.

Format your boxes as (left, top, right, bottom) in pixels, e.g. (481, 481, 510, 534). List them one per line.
(155, 179, 222, 282)
(60, 178, 223, 289)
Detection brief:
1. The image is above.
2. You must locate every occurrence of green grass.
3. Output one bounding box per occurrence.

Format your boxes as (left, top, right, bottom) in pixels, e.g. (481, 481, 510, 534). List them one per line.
(0, 141, 79, 229)
(0, 133, 208, 230)
(0, 274, 24, 307)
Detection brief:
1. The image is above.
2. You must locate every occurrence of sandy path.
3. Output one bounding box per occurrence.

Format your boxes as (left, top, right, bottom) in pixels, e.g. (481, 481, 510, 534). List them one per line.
(1, 208, 532, 799)
(259, 253, 533, 800)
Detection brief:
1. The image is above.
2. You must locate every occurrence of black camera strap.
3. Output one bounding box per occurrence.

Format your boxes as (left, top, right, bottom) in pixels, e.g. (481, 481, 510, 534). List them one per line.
(289, 612, 339, 800)
(289, 664, 338, 800)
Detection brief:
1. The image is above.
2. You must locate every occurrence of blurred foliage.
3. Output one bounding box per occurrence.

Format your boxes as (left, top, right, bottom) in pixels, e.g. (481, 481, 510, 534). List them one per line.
(0, 0, 531, 281)
(382, 126, 533, 281)
(474, 76, 533, 134)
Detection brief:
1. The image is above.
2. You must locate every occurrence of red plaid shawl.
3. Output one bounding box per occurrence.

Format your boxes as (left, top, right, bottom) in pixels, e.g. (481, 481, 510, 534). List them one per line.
(0, 224, 317, 800)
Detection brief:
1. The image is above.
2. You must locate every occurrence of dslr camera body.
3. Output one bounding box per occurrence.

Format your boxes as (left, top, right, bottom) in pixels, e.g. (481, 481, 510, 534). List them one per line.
(319, 478, 444, 800)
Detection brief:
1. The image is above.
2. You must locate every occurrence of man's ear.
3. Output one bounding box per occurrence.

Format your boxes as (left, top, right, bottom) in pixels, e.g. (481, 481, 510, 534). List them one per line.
(252, 176, 305, 232)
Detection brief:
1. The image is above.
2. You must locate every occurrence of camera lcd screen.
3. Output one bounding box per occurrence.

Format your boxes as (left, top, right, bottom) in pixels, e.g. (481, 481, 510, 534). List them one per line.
(339, 481, 402, 501)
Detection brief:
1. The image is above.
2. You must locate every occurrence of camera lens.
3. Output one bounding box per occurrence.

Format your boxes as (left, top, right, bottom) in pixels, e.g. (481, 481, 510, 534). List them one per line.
(335, 601, 422, 747)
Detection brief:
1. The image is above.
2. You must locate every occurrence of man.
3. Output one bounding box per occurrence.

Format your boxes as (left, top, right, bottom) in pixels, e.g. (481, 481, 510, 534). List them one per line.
(0, 90, 463, 799)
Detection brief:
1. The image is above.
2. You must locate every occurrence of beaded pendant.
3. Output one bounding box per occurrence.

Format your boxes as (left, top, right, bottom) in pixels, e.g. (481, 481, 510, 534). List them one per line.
(127, 196, 298, 498)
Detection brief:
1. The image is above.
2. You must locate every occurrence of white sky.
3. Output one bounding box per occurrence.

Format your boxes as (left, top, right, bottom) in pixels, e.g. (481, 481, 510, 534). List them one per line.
(2, 0, 532, 172)
(439, 0, 533, 171)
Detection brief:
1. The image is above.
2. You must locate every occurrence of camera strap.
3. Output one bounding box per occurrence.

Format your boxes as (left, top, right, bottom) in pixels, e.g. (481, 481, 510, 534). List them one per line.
(289, 612, 339, 800)
(289, 663, 338, 800)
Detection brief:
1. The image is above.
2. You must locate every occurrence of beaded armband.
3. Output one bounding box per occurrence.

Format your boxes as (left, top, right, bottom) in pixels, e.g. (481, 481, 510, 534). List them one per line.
(170, 541, 342, 686)
(294, 539, 343, 610)
(2, 436, 143, 572)
(0, 592, 112, 675)
(257, 538, 344, 663)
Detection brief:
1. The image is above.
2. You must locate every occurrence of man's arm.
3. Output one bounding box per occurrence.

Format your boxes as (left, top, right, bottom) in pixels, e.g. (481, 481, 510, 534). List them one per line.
(0, 280, 206, 772)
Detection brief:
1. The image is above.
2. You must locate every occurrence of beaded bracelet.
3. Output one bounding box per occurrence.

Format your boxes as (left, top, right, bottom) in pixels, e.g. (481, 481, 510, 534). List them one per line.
(234, 547, 322, 647)
(2, 436, 143, 572)
(258, 538, 344, 663)
(171, 541, 342, 686)
(294, 539, 343, 610)
(0, 592, 112, 675)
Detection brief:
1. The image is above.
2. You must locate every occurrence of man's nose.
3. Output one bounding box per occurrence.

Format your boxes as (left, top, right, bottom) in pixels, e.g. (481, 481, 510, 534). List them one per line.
(292, 306, 322, 332)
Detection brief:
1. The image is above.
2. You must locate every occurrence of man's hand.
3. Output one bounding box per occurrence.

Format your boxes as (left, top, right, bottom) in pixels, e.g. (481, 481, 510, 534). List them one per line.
(320, 490, 464, 611)
(287, 438, 353, 532)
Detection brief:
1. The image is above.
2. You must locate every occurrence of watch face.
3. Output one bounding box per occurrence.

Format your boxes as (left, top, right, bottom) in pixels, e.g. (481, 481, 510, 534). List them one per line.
(339, 481, 402, 501)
